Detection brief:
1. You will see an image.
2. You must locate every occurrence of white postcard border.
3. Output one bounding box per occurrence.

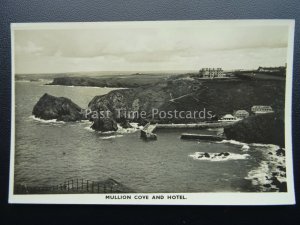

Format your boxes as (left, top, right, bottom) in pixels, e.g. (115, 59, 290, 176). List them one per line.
(9, 20, 296, 205)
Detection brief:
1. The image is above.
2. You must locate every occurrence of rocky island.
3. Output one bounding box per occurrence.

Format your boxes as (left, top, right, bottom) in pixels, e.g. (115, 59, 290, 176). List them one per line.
(32, 93, 120, 132)
(32, 93, 83, 122)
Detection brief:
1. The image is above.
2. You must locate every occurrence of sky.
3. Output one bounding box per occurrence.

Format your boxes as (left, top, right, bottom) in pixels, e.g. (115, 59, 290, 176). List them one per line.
(13, 21, 290, 74)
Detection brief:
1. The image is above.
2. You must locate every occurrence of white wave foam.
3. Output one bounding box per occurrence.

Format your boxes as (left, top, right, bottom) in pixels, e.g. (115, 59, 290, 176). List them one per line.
(216, 139, 250, 151)
(251, 143, 279, 148)
(241, 145, 250, 151)
(84, 122, 143, 134)
(245, 144, 286, 192)
(116, 124, 142, 134)
(129, 123, 143, 129)
(46, 84, 103, 89)
(100, 135, 123, 140)
(189, 152, 249, 162)
(29, 115, 65, 124)
(245, 161, 270, 186)
(84, 126, 94, 132)
(79, 120, 93, 125)
(245, 160, 286, 191)
(217, 139, 246, 146)
(84, 127, 116, 134)
(250, 143, 280, 151)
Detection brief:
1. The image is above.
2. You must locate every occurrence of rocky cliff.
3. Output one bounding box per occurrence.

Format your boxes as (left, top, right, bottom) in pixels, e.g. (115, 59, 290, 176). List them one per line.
(35, 78, 286, 134)
(224, 113, 285, 146)
(88, 78, 285, 124)
(32, 93, 83, 122)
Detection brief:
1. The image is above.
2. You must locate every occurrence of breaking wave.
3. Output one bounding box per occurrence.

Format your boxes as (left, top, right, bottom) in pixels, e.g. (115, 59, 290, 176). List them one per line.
(100, 135, 124, 140)
(116, 123, 143, 134)
(84, 126, 94, 132)
(29, 115, 65, 124)
(84, 122, 143, 136)
(216, 139, 250, 151)
(189, 152, 249, 162)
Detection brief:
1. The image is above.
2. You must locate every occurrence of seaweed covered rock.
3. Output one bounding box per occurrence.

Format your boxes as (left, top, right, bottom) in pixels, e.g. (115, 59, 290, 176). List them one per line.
(32, 93, 83, 122)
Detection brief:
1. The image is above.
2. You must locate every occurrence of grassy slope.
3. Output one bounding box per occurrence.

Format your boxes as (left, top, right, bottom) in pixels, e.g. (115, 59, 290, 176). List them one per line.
(88, 78, 285, 123)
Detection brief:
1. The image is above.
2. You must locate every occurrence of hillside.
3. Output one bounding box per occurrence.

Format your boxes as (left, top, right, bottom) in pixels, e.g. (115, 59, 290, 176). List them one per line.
(49, 73, 178, 88)
(88, 78, 285, 124)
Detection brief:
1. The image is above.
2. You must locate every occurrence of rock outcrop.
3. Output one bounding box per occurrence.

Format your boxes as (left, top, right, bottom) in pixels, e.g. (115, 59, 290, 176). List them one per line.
(32, 93, 83, 122)
(91, 117, 118, 132)
(224, 113, 285, 146)
(119, 117, 133, 129)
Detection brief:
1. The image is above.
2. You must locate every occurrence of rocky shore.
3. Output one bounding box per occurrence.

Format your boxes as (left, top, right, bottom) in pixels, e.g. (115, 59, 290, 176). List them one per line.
(245, 144, 287, 192)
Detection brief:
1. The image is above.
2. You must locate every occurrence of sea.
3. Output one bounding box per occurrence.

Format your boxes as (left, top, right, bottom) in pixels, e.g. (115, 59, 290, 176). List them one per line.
(13, 80, 285, 193)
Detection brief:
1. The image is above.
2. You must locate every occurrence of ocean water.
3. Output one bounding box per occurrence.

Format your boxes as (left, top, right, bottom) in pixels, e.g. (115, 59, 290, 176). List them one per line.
(14, 81, 284, 193)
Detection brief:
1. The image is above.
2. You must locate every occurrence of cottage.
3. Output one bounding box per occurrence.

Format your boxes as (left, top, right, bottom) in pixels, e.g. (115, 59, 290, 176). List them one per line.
(251, 105, 274, 115)
(233, 110, 249, 119)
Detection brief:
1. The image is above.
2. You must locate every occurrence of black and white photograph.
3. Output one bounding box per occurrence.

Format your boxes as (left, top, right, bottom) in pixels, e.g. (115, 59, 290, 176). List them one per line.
(9, 20, 295, 205)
